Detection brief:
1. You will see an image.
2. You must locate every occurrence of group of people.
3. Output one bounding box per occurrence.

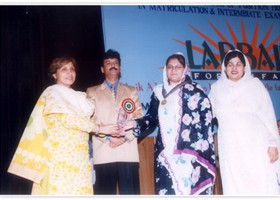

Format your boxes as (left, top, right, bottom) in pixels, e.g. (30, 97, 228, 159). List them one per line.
(7, 49, 280, 196)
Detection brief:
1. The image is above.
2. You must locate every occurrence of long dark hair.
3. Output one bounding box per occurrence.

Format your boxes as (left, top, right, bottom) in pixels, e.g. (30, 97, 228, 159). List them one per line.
(166, 53, 185, 67)
(224, 50, 246, 67)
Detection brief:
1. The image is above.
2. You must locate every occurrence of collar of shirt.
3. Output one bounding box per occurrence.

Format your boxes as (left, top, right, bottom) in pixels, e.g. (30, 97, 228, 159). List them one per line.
(105, 80, 119, 93)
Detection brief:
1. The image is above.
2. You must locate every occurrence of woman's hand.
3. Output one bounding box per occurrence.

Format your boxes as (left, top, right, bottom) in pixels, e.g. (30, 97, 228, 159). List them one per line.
(123, 120, 136, 131)
(100, 124, 120, 136)
(267, 146, 279, 163)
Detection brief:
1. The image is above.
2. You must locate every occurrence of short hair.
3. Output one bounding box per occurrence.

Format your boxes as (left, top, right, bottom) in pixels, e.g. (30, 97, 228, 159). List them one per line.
(166, 53, 186, 67)
(103, 49, 121, 65)
(224, 50, 246, 67)
(48, 56, 77, 80)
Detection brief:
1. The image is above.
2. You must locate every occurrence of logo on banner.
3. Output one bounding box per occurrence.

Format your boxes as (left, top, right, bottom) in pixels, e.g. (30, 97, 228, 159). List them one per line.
(174, 19, 280, 80)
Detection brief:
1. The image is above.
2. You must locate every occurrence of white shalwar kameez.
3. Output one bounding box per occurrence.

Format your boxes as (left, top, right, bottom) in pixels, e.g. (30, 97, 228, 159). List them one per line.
(209, 50, 280, 195)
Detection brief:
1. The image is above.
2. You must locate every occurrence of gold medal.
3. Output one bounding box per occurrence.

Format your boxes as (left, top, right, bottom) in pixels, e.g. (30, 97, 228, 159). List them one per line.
(161, 80, 189, 106)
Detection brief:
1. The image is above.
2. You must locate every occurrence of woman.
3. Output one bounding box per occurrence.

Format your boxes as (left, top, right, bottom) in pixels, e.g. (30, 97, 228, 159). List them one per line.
(208, 49, 280, 195)
(125, 53, 216, 195)
(8, 56, 119, 195)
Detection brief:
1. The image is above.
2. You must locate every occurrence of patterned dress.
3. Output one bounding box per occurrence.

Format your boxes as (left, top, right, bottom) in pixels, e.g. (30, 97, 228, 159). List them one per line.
(8, 84, 95, 195)
(133, 67, 216, 195)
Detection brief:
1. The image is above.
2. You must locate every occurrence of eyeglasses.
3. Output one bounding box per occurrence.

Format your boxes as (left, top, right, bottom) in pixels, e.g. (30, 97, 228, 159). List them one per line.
(166, 65, 184, 71)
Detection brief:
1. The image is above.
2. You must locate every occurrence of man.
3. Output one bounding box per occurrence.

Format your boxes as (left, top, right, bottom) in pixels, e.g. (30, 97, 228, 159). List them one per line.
(86, 49, 143, 194)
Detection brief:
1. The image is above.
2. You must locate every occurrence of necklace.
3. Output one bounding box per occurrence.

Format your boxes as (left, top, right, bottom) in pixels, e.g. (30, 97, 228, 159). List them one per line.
(161, 80, 190, 105)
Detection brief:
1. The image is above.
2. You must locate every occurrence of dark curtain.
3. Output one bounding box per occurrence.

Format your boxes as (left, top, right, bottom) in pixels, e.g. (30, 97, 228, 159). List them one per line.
(0, 6, 104, 194)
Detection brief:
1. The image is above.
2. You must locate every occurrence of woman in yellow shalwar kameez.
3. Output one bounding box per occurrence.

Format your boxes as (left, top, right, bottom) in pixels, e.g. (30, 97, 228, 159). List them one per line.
(8, 56, 119, 195)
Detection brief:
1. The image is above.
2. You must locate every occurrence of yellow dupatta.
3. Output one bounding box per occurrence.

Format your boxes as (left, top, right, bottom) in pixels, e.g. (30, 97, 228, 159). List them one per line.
(8, 84, 95, 184)
(8, 89, 51, 184)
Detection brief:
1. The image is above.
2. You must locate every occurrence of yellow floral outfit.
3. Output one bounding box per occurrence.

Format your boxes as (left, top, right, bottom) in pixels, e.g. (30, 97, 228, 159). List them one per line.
(8, 84, 95, 195)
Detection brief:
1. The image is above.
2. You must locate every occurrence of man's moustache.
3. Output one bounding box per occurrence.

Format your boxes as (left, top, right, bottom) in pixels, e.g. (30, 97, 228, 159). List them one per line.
(109, 67, 118, 71)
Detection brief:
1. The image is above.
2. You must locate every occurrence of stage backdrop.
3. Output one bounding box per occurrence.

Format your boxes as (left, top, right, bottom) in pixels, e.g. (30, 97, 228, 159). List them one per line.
(101, 5, 280, 135)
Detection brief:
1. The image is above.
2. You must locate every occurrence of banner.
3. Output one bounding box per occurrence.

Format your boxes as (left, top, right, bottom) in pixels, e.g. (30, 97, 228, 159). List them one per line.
(101, 5, 280, 131)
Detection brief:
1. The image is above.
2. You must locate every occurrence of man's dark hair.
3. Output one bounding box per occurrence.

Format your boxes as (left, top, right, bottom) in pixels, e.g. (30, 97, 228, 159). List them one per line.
(103, 49, 121, 65)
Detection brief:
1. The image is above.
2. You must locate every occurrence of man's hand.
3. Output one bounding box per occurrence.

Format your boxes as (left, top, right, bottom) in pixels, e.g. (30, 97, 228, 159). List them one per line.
(109, 137, 126, 148)
(100, 124, 120, 136)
